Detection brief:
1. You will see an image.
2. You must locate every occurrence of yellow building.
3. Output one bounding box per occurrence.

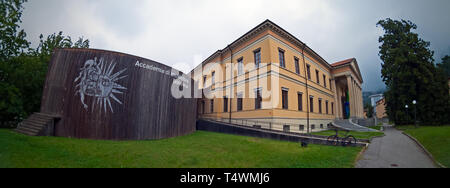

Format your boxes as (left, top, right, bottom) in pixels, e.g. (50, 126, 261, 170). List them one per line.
(191, 20, 364, 133)
(376, 98, 388, 119)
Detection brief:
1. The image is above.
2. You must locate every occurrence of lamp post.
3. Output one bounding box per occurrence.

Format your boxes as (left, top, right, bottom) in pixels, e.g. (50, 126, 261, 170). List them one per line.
(412, 100, 417, 128)
(405, 104, 409, 125)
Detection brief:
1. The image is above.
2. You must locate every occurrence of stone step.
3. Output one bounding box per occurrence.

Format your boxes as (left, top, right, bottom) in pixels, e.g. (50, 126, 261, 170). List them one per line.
(16, 127, 39, 135)
(34, 113, 60, 119)
(23, 118, 50, 125)
(15, 112, 59, 136)
(28, 115, 54, 122)
(21, 120, 46, 127)
(19, 123, 44, 131)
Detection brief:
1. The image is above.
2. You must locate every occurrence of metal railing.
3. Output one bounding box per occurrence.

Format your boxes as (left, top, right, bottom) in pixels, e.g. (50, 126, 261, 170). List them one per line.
(201, 117, 332, 135)
(201, 117, 370, 144)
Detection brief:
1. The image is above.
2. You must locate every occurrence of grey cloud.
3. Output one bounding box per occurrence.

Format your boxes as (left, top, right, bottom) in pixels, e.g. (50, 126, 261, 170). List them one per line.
(20, 0, 450, 91)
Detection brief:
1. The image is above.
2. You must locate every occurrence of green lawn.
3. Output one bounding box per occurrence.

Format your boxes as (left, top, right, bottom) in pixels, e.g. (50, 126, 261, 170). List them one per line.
(0, 129, 362, 168)
(368, 126, 383, 131)
(312, 130, 385, 140)
(396, 125, 450, 168)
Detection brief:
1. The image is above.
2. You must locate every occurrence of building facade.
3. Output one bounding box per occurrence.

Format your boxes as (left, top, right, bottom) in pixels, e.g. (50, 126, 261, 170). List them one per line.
(191, 20, 364, 133)
(376, 98, 388, 119)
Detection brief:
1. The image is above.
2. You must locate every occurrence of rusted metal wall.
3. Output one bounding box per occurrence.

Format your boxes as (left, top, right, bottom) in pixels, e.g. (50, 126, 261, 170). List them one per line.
(40, 48, 197, 140)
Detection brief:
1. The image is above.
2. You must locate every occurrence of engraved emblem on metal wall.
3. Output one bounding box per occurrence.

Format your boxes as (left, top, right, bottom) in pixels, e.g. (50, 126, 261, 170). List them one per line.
(74, 57, 127, 113)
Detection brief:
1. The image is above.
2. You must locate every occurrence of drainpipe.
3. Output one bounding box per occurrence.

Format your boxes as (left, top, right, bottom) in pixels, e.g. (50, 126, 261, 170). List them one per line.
(301, 44, 310, 134)
(228, 45, 233, 123)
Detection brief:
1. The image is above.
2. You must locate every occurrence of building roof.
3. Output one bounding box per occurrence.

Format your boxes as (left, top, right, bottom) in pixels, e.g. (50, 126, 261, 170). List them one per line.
(369, 94, 384, 98)
(191, 19, 333, 73)
(376, 98, 385, 105)
(331, 57, 364, 83)
(191, 19, 364, 84)
(332, 58, 355, 67)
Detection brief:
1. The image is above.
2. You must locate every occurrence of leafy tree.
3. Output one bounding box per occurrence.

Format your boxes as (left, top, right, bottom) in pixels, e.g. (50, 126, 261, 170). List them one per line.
(377, 18, 450, 125)
(32, 31, 89, 57)
(0, 33, 90, 126)
(0, 0, 90, 127)
(0, 0, 29, 61)
(364, 103, 373, 118)
(437, 55, 450, 78)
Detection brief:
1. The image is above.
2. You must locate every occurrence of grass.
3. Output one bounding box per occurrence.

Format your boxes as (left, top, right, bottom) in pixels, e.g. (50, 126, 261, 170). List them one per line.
(312, 130, 385, 140)
(396, 125, 450, 168)
(0, 129, 362, 168)
(368, 126, 383, 131)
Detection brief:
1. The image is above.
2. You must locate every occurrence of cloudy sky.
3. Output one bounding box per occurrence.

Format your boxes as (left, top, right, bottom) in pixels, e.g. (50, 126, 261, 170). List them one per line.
(20, 0, 450, 91)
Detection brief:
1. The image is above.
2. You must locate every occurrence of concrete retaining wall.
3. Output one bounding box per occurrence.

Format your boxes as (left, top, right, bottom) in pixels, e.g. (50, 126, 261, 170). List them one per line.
(197, 120, 367, 147)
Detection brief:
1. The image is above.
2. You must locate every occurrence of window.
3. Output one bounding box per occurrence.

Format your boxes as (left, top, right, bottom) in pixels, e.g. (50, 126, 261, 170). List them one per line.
(299, 125, 305, 131)
(310, 96, 314, 112)
(203, 76, 207, 88)
(298, 92, 303, 111)
(311, 124, 316, 130)
(201, 101, 205, 114)
(210, 99, 214, 113)
(323, 75, 327, 88)
(294, 57, 300, 74)
(331, 102, 334, 115)
(307, 64, 311, 80)
(318, 98, 322, 114)
(329, 79, 332, 90)
(283, 125, 290, 132)
(282, 88, 289, 109)
(279, 48, 286, 68)
(320, 124, 324, 129)
(326, 100, 329, 114)
(237, 93, 243, 111)
(224, 97, 228, 112)
(316, 70, 320, 84)
(255, 89, 262, 110)
(254, 49, 261, 68)
(238, 58, 244, 75)
(211, 72, 215, 85)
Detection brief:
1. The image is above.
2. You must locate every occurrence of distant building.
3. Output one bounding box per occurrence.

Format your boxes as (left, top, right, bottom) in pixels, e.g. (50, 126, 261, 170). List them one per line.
(369, 94, 383, 107)
(376, 98, 388, 119)
(368, 94, 383, 119)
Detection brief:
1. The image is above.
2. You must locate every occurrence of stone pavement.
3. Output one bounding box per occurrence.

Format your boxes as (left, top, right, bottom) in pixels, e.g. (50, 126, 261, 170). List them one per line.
(356, 125, 436, 168)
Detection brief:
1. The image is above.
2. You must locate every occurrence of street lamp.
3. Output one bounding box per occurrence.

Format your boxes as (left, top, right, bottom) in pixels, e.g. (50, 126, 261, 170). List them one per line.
(405, 105, 409, 125)
(412, 100, 417, 128)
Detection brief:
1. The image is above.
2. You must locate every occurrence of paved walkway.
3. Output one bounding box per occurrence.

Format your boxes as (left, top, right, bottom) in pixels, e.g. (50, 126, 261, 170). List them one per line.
(356, 126, 436, 168)
(334, 119, 378, 132)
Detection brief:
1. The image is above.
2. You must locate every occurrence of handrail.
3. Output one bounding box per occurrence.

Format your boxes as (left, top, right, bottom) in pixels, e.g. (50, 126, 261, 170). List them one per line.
(200, 117, 333, 135)
(200, 117, 370, 143)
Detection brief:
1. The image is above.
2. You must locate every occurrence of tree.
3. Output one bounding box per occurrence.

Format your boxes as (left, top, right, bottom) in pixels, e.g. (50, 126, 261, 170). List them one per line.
(0, 0, 30, 61)
(32, 31, 89, 57)
(377, 18, 450, 125)
(0, 33, 90, 127)
(0, 0, 90, 127)
(364, 103, 374, 118)
(437, 55, 450, 78)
